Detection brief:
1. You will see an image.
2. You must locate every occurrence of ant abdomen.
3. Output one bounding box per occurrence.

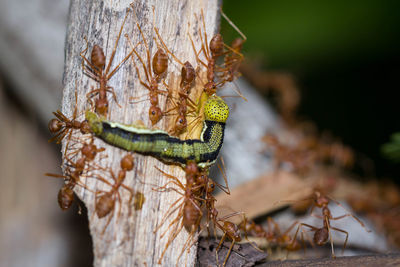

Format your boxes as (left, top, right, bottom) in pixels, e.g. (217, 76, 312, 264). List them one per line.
(183, 200, 201, 230)
(91, 45, 106, 70)
(48, 118, 62, 133)
(180, 61, 195, 87)
(152, 48, 168, 76)
(210, 33, 224, 57)
(96, 193, 115, 218)
(230, 38, 244, 52)
(314, 227, 329, 246)
(58, 185, 74, 211)
(121, 154, 134, 171)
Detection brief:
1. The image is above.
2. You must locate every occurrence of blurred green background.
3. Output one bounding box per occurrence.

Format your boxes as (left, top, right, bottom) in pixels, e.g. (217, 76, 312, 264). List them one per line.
(222, 0, 400, 178)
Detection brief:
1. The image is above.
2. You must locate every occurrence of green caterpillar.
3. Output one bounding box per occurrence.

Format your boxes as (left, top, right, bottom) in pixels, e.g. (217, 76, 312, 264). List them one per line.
(86, 95, 229, 168)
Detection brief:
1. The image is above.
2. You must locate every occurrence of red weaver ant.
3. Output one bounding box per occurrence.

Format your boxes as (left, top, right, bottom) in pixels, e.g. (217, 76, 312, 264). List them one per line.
(80, 8, 134, 116)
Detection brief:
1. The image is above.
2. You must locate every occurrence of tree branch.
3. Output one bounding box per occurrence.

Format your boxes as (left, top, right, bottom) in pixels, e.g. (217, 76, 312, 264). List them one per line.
(62, 0, 220, 266)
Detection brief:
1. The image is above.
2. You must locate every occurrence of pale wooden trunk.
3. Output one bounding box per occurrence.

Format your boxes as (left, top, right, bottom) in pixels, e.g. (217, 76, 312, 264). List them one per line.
(62, 0, 220, 266)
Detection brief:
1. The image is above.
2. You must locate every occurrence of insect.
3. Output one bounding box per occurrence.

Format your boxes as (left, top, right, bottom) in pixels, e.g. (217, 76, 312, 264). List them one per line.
(80, 8, 133, 116)
(46, 165, 90, 211)
(153, 165, 204, 264)
(288, 191, 371, 257)
(48, 110, 91, 144)
(152, 26, 199, 135)
(214, 212, 245, 267)
(57, 183, 75, 211)
(188, 10, 247, 101)
(188, 11, 224, 97)
(240, 217, 301, 257)
(217, 11, 247, 87)
(262, 133, 316, 174)
(195, 158, 231, 238)
(48, 89, 91, 145)
(46, 137, 104, 210)
(92, 153, 136, 233)
(125, 10, 169, 125)
(85, 94, 229, 168)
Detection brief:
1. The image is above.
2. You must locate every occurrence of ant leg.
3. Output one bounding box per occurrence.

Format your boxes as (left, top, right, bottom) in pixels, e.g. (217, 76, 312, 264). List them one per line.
(220, 10, 247, 42)
(216, 157, 230, 194)
(187, 29, 208, 68)
(330, 226, 349, 255)
(223, 240, 235, 267)
(105, 86, 122, 108)
(125, 33, 151, 83)
(199, 10, 211, 59)
(104, 8, 131, 75)
(53, 110, 70, 122)
(215, 232, 227, 267)
(154, 197, 183, 233)
(155, 166, 185, 190)
(101, 208, 115, 235)
(331, 213, 370, 232)
(80, 37, 102, 78)
(158, 221, 184, 264)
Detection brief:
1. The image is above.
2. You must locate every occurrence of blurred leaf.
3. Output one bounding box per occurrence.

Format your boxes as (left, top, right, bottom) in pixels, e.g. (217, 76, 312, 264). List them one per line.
(381, 133, 400, 163)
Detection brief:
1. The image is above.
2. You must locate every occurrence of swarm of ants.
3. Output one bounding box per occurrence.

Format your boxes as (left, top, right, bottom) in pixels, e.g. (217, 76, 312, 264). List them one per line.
(46, 4, 256, 267)
(45, 3, 393, 267)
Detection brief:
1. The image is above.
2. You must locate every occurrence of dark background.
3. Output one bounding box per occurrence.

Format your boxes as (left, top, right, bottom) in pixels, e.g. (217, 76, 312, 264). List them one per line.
(222, 0, 400, 179)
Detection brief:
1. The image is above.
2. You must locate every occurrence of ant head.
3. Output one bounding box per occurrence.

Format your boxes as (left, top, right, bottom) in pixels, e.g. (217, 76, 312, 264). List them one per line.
(196, 173, 207, 186)
(48, 118, 62, 133)
(207, 179, 215, 193)
(204, 82, 216, 96)
(315, 193, 329, 207)
(81, 143, 96, 161)
(80, 120, 91, 134)
(204, 95, 229, 123)
(149, 106, 162, 125)
(95, 98, 109, 115)
(174, 115, 187, 131)
(58, 185, 74, 210)
(152, 48, 168, 76)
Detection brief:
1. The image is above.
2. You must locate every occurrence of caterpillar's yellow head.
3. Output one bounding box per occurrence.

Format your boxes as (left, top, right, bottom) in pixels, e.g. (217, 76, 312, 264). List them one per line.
(204, 95, 229, 123)
(85, 110, 103, 135)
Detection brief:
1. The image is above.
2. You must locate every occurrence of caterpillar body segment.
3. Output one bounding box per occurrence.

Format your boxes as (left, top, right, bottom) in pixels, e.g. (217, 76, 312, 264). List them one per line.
(86, 95, 229, 168)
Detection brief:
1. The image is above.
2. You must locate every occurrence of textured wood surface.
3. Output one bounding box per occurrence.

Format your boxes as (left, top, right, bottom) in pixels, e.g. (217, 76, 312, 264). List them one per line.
(63, 1, 220, 266)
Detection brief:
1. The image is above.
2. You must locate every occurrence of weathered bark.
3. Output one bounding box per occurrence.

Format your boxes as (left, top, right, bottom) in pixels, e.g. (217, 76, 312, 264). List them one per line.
(62, 0, 220, 266)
